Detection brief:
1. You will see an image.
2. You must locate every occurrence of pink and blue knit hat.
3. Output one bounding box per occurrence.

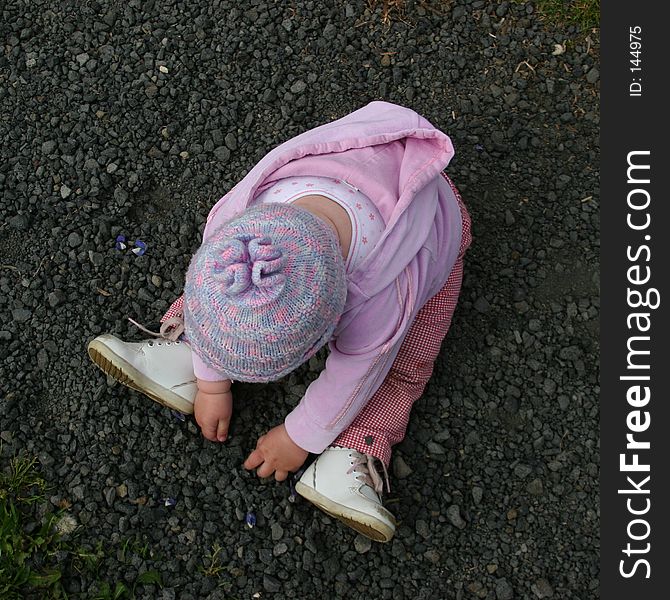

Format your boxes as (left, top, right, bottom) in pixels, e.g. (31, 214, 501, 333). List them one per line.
(183, 203, 347, 382)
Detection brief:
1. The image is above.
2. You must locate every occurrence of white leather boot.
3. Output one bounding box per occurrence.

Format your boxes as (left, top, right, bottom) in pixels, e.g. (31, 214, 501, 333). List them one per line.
(296, 447, 396, 542)
(87, 334, 196, 414)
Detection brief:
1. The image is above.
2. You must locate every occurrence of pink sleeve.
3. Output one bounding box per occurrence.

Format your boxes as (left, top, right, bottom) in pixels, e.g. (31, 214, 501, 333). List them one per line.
(284, 283, 410, 453)
(284, 339, 403, 453)
(191, 352, 228, 382)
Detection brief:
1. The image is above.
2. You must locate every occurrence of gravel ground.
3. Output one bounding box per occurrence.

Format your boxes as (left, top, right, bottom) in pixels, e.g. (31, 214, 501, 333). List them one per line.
(0, 1, 599, 598)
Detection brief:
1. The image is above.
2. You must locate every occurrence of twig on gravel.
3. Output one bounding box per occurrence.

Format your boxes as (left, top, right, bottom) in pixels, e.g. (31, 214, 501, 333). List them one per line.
(515, 61, 536, 74)
(30, 256, 49, 281)
(0, 264, 21, 275)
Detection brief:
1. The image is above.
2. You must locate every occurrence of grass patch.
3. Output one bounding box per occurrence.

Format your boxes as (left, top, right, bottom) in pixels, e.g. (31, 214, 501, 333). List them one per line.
(0, 455, 64, 599)
(514, 0, 599, 29)
(200, 543, 245, 596)
(1, 453, 161, 599)
(368, 0, 600, 30)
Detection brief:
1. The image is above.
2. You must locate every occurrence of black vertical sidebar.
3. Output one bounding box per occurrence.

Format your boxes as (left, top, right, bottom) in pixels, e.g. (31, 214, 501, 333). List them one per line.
(601, 2, 670, 597)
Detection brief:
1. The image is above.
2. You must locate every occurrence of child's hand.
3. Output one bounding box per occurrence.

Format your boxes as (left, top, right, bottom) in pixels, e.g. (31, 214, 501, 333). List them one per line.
(194, 379, 233, 442)
(243, 424, 308, 481)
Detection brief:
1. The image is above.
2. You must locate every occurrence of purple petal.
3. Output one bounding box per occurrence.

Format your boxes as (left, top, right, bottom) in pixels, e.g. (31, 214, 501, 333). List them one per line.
(164, 497, 177, 507)
(115, 235, 127, 251)
(245, 511, 256, 528)
(132, 239, 147, 256)
(171, 410, 186, 422)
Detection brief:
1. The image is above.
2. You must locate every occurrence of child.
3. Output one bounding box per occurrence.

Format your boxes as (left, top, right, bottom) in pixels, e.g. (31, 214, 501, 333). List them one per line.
(87, 101, 471, 542)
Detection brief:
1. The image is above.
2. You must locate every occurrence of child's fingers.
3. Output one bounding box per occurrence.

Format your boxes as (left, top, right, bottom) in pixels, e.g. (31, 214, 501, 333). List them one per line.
(255, 461, 275, 479)
(244, 449, 264, 470)
(216, 419, 229, 442)
(274, 470, 289, 482)
(200, 422, 218, 442)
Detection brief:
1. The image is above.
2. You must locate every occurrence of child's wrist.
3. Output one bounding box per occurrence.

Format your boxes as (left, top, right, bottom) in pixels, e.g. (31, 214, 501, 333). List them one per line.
(196, 378, 232, 395)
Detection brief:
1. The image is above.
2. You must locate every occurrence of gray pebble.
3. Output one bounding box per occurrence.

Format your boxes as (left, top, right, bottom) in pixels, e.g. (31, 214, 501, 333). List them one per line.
(9, 214, 29, 230)
(68, 232, 83, 248)
(446, 505, 466, 529)
(504, 92, 519, 107)
(531, 578, 554, 598)
(495, 577, 514, 600)
(354, 534, 372, 554)
(263, 575, 281, 593)
(214, 147, 230, 162)
(48, 290, 65, 307)
(426, 441, 445, 455)
(392, 455, 413, 479)
(38, 451, 55, 467)
(272, 542, 288, 556)
(37, 348, 49, 370)
(104, 486, 116, 506)
(527, 478, 544, 496)
(12, 309, 32, 323)
(514, 464, 532, 479)
(89, 251, 104, 267)
(225, 132, 238, 151)
(474, 297, 491, 313)
(290, 80, 307, 94)
(512, 288, 526, 302)
(42, 140, 57, 154)
(416, 519, 431, 539)
(472, 486, 483, 505)
(543, 378, 557, 394)
(586, 67, 599, 84)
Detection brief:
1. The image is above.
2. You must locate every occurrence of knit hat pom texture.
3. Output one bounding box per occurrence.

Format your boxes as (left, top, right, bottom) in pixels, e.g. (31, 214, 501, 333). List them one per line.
(184, 203, 347, 382)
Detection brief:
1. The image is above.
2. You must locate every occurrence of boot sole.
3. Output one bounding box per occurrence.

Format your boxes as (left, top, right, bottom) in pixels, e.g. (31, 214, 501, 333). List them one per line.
(87, 338, 194, 415)
(295, 481, 395, 543)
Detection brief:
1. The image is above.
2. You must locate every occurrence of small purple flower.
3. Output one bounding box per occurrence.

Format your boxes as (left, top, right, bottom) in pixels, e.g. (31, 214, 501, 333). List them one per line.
(475, 144, 485, 152)
(132, 239, 147, 256)
(163, 497, 177, 508)
(171, 410, 186, 422)
(245, 511, 256, 528)
(115, 235, 127, 251)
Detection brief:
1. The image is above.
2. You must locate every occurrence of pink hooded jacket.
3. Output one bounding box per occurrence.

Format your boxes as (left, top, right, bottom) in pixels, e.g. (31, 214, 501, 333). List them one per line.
(192, 101, 463, 453)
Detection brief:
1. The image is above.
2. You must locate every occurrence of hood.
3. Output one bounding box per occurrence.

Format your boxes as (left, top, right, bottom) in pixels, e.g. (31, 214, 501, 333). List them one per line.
(203, 100, 456, 302)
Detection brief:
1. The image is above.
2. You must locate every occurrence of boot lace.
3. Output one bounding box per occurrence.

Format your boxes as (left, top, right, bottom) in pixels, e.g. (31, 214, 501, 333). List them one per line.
(127, 315, 184, 342)
(347, 453, 391, 495)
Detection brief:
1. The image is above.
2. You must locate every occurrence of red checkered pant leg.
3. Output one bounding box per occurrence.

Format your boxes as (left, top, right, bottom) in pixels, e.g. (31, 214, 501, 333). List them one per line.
(161, 295, 185, 322)
(333, 174, 471, 466)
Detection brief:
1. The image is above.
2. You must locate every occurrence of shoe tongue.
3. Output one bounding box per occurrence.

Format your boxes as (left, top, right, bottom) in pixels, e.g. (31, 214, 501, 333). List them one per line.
(357, 482, 380, 504)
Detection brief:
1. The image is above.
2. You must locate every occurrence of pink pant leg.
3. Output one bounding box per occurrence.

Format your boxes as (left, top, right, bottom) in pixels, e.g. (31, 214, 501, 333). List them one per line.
(333, 175, 471, 466)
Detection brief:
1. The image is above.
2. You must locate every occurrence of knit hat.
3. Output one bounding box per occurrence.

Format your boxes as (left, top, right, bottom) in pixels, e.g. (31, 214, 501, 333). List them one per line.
(183, 203, 347, 382)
